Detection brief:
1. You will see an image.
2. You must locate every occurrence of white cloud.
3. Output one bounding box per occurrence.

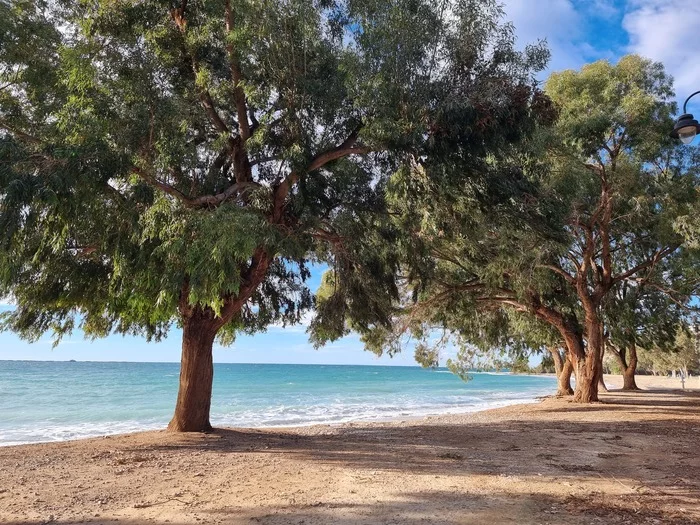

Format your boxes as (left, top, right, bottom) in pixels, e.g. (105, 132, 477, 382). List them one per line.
(584, 0, 620, 19)
(623, 1, 700, 104)
(502, 0, 591, 72)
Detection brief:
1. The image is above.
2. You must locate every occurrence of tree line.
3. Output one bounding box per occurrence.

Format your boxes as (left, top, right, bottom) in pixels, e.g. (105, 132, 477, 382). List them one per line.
(1, 0, 698, 431)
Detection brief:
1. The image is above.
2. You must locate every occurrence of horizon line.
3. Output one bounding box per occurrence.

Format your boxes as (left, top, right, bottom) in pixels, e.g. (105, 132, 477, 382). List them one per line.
(0, 359, 424, 368)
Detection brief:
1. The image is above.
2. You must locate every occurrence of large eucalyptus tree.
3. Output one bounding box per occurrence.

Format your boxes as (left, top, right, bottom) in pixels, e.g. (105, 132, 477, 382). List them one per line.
(0, 0, 549, 430)
(326, 56, 699, 403)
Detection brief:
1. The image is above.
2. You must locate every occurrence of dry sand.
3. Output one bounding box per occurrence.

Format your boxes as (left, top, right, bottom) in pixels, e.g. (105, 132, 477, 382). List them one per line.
(0, 374, 698, 525)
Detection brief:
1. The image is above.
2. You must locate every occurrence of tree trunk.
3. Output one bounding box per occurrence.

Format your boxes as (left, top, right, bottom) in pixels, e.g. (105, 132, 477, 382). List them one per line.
(597, 322, 607, 392)
(550, 347, 573, 396)
(550, 346, 564, 377)
(167, 314, 218, 432)
(573, 312, 603, 403)
(597, 367, 608, 392)
(573, 350, 599, 402)
(558, 356, 574, 396)
(609, 342, 640, 390)
(622, 343, 639, 390)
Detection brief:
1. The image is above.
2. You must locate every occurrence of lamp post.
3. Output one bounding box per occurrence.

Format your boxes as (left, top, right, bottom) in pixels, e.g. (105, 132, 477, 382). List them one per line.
(670, 90, 700, 144)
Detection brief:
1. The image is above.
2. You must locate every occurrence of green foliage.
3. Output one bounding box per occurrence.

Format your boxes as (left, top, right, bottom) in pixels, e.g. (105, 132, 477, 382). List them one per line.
(0, 0, 551, 350)
(637, 324, 700, 376)
(327, 54, 699, 376)
(509, 354, 532, 374)
(533, 353, 556, 374)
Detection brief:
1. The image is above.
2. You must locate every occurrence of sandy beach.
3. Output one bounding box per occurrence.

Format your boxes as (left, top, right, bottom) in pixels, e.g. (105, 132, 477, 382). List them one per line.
(0, 374, 698, 525)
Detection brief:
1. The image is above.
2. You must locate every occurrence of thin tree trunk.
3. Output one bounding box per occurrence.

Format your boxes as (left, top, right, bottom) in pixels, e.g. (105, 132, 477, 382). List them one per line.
(558, 356, 574, 396)
(597, 368, 608, 392)
(167, 313, 218, 432)
(597, 322, 608, 392)
(550, 346, 564, 376)
(608, 342, 640, 390)
(549, 347, 573, 396)
(622, 343, 639, 390)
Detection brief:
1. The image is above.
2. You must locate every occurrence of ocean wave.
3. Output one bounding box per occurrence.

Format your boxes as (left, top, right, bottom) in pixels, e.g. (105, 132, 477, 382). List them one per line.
(209, 395, 544, 429)
(0, 419, 167, 447)
(0, 362, 557, 446)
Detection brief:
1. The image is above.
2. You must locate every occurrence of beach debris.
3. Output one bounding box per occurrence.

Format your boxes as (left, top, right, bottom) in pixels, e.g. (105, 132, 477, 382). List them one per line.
(133, 497, 190, 509)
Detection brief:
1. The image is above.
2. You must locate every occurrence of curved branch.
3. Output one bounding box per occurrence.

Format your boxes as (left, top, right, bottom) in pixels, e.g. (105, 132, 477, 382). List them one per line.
(613, 245, 679, 283)
(191, 181, 262, 207)
(132, 167, 196, 206)
(0, 119, 42, 145)
(272, 126, 369, 222)
(537, 264, 576, 284)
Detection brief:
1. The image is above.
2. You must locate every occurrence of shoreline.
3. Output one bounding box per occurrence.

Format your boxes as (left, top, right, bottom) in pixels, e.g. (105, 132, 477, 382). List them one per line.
(2, 373, 696, 448)
(1, 393, 550, 449)
(1, 385, 699, 524)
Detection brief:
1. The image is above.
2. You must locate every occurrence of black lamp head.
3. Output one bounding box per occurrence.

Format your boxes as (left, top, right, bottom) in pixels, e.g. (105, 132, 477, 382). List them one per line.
(670, 113, 700, 144)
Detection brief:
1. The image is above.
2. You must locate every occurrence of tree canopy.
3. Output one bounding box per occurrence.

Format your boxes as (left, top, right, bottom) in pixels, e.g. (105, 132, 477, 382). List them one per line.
(0, 0, 551, 430)
(320, 55, 699, 401)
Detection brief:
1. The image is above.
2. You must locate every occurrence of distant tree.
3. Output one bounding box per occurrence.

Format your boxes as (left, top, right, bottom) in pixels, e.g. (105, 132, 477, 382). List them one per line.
(0, 0, 550, 431)
(604, 283, 685, 390)
(534, 353, 556, 374)
(638, 323, 700, 378)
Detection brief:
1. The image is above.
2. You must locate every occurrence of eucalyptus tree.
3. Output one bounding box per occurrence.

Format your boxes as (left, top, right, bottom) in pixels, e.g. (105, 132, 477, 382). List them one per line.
(319, 55, 699, 403)
(638, 322, 700, 377)
(541, 56, 700, 400)
(604, 281, 689, 390)
(0, 0, 550, 431)
(442, 309, 575, 396)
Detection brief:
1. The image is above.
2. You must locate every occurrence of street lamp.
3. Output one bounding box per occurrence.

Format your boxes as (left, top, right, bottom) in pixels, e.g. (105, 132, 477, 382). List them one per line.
(670, 90, 700, 144)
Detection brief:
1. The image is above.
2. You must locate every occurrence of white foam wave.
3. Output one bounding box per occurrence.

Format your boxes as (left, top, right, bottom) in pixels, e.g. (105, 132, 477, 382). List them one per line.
(0, 419, 167, 447)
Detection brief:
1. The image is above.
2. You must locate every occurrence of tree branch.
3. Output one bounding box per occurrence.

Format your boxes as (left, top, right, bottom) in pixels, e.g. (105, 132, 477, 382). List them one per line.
(0, 118, 43, 145)
(537, 264, 576, 284)
(225, 0, 251, 142)
(272, 126, 369, 222)
(131, 166, 196, 206)
(613, 245, 679, 283)
(191, 181, 262, 208)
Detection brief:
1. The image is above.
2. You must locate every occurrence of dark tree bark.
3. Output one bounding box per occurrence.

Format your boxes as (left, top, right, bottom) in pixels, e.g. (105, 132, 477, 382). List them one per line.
(574, 308, 603, 403)
(549, 347, 574, 396)
(608, 342, 640, 390)
(597, 333, 608, 392)
(168, 250, 271, 432)
(168, 310, 218, 432)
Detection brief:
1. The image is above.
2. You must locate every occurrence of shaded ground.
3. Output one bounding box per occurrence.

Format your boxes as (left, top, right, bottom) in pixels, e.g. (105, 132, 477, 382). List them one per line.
(0, 389, 699, 524)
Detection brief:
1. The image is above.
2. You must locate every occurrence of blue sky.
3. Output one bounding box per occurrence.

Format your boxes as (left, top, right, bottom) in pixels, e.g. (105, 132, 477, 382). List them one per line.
(1, 0, 699, 365)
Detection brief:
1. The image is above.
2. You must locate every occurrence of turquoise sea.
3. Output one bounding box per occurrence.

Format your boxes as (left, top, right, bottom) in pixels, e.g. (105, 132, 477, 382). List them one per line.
(0, 361, 557, 446)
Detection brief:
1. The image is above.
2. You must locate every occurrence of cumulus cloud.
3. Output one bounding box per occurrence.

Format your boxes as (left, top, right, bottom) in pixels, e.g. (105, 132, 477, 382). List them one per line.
(623, 1, 700, 103)
(502, 0, 590, 72)
(586, 0, 621, 19)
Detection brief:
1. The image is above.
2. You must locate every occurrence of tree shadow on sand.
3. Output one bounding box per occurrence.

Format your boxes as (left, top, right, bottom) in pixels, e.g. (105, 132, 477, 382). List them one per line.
(3, 489, 697, 525)
(3, 392, 699, 525)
